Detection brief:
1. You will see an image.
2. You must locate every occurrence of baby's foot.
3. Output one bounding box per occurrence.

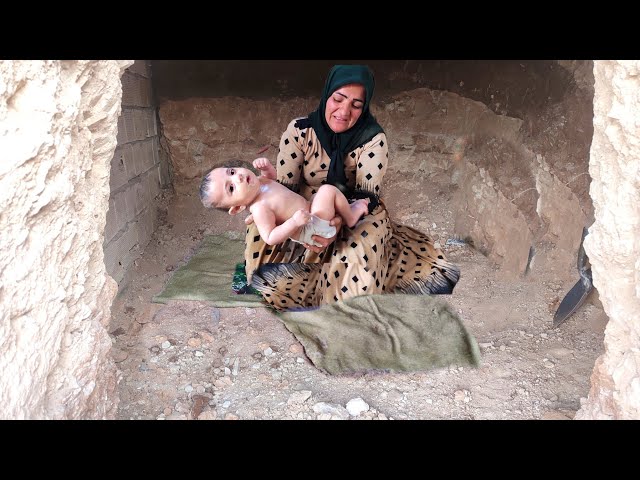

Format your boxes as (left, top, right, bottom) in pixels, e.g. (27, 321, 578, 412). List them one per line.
(348, 199, 370, 227)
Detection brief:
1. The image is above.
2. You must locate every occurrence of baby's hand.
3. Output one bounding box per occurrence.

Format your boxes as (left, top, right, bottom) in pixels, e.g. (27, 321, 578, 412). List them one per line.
(292, 209, 311, 227)
(253, 157, 271, 171)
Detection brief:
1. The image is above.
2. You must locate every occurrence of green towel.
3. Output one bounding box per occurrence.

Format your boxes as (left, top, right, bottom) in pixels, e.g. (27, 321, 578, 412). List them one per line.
(277, 294, 481, 375)
(152, 234, 267, 307)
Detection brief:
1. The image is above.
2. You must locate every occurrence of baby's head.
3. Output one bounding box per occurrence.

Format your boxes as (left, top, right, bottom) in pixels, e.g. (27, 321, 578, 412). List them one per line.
(200, 161, 260, 215)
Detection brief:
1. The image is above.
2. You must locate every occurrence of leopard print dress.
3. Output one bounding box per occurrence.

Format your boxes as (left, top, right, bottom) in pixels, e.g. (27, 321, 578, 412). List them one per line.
(244, 118, 459, 311)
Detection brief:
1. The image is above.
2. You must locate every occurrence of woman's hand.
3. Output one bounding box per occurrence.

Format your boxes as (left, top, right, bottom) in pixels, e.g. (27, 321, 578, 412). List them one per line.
(303, 215, 343, 253)
(245, 214, 254, 225)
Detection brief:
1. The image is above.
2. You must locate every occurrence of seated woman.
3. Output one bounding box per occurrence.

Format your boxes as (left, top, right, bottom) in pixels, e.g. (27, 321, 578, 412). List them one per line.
(244, 64, 460, 310)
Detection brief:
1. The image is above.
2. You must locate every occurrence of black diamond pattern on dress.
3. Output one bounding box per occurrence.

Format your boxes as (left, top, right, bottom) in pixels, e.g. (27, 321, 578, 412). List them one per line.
(363, 254, 368, 262)
(280, 159, 285, 165)
(287, 172, 293, 178)
(310, 171, 316, 177)
(284, 139, 289, 145)
(358, 162, 363, 168)
(341, 256, 347, 262)
(294, 136, 298, 142)
(301, 131, 306, 138)
(320, 163, 326, 169)
(253, 252, 259, 259)
(376, 279, 380, 287)
(291, 152, 297, 159)
(352, 276, 358, 282)
(350, 152, 356, 158)
(368, 152, 375, 158)
(341, 286, 348, 293)
(304, 160, 309, 165)
(253, 235, 260, 242)
(334, 271, 340, 278)
(314, 152, 319, 158)
(350, 242, 357, 248)
(366, 173, 372, 180)
(362, 231, 368, 238)
(378, 163, 383, 169)
(372, 245, 377, 253)
(379, 140, 384, 147)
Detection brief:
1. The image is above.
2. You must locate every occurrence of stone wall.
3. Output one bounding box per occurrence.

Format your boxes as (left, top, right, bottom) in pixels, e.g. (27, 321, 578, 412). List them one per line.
(575, 60, 640, 419)
(0, 60, 132, 419)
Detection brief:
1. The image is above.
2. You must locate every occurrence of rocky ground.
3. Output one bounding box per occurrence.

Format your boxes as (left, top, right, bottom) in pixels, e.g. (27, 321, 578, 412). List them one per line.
(108, 175, 607, 420)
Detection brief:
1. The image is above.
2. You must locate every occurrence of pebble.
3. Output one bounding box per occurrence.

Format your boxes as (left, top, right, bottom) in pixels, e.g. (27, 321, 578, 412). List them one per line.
(346, 398, 370, 416)
(195, 351, 204, 357)
(296, 357, 305, 364)
(198, 410, 218, 420)
(184, 385, 193, 393)
(287, 390, 312, 405)
(161, 341, 171, 349)
(289, 344, 304, 355)
(232, 358, 239, 376)
(263, 347, 273, 356)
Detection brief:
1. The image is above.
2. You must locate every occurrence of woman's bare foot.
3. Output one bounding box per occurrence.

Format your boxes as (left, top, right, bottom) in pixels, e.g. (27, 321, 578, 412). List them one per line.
(347, 199, 370, 227)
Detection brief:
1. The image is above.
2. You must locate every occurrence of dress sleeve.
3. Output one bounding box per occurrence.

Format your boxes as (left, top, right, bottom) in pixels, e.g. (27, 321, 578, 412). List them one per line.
(276, 118, 306, 193)
(355, 132, 389, 197)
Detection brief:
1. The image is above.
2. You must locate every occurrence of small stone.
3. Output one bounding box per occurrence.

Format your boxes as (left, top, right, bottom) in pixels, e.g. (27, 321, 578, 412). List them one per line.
(195, 351, 204, 357)
(346, 398, 370, 416)
(184, 385, 193, 393)
(296, 357, 305, 364)
(161, 341, 171, 349)
(198, 410, 218, 420)
(187, 338, 202, 348)
(263, 347, 273, 356)
(289, 344, 304, 355)
(163, 407, 172, 416)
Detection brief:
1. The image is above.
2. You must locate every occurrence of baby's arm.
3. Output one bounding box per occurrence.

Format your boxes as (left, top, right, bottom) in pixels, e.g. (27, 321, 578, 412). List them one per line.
(253, 157, 276, 180)
(252, 205, 310, 246)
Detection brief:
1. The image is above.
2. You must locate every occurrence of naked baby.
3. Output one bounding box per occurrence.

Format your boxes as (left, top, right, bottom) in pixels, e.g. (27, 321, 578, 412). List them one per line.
(199, 158, 369, 247)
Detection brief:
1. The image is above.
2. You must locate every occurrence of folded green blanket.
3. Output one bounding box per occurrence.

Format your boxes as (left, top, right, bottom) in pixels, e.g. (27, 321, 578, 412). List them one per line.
(277, 294, 481, 375)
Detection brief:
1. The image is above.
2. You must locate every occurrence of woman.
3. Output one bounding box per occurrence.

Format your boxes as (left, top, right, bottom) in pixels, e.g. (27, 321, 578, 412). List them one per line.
(244, 64, 459, 310)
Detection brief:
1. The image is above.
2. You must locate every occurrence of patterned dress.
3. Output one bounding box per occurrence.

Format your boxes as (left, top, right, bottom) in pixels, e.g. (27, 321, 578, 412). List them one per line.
(245, 117, 460, 311)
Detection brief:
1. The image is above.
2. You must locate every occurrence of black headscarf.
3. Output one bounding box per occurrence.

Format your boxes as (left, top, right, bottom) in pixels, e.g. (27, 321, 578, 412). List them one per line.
(308, 65, 384, 197)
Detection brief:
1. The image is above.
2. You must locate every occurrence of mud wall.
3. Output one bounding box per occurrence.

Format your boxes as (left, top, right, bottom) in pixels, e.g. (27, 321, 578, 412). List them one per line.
(0, 60, 132, 419)
(157, 63, 594, 283)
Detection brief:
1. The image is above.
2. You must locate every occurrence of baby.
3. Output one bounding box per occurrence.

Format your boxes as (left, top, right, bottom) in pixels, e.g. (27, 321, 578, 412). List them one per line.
(199, 158, 369, 246)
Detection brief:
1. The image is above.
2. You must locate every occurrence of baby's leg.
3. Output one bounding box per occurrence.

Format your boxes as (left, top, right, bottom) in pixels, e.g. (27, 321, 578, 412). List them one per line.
(311, 184, 368, 228)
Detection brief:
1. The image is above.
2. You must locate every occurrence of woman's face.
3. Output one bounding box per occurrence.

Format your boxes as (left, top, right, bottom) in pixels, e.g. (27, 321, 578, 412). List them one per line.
(324, 83, 366, 133)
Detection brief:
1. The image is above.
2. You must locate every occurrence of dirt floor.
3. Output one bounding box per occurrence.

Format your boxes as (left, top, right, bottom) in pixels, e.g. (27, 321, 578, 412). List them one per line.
(108, 170, 607, 420)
